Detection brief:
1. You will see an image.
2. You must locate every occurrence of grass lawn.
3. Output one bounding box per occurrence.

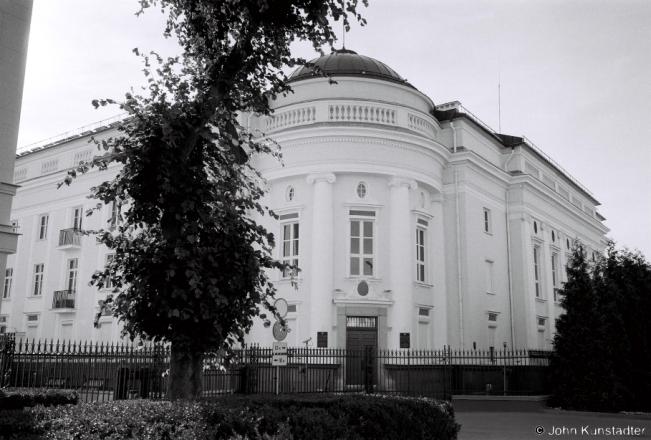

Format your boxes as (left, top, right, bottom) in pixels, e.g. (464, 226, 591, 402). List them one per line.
(456, 412, 651, 440)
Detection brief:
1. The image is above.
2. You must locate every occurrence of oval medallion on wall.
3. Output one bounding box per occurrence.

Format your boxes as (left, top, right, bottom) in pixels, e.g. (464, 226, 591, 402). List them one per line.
(357, 281, 369, 296)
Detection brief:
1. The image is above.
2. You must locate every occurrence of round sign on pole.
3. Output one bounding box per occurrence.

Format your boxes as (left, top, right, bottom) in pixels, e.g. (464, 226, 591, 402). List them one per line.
(273, 298, 288, 319)
(273, 322, 288, 341)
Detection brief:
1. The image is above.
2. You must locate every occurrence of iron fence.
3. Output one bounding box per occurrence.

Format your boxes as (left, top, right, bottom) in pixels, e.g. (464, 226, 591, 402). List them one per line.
(0, 335, 552, 402)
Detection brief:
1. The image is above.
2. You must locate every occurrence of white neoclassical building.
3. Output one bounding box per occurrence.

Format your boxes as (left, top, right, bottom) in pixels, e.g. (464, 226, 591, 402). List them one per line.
(2, 50, 609, 351)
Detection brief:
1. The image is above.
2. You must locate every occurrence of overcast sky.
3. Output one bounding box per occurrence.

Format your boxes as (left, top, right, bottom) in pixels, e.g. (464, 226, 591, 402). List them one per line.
(16, 0, 651, 258)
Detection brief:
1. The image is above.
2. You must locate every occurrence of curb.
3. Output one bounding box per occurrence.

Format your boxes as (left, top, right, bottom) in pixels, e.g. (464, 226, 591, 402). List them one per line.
(541, 409, 651, 420)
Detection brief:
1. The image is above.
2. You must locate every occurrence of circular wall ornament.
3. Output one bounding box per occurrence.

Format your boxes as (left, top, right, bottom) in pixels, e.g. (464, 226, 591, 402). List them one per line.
(285, 186, 295, 202)
(356, 182, 367, 199)
(272, 321, 288, 341)
(357, 281, 369, 296)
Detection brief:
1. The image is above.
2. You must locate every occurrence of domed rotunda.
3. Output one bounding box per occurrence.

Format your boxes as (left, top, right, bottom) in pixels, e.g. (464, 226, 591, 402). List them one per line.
(242, 49, 608, 353)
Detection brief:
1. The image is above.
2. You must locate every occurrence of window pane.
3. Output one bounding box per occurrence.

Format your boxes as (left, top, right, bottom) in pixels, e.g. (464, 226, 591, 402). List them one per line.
(350, 257, 360, 275)
(419, 265, 425, 282)
(351, 221, 359, 237)
(293, 223, 299, 239)
(363, 238, 372, 255)
(283, 241, 290, 257)
(283, 224, 291, 240)
(363, 258, 373, 275)
(351, 238, 360, 254)
(363, 221, 372, 238)
(292, 239, 299, 256)
(292, 259, 299, 277)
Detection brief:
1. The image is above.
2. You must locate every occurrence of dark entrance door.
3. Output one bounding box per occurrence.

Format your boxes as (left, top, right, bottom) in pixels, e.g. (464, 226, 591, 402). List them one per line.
(345, 316, 377, 386)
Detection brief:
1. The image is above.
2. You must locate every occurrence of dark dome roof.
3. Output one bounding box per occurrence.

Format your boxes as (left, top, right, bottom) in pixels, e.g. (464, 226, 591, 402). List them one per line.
(288, 49, 414, 88)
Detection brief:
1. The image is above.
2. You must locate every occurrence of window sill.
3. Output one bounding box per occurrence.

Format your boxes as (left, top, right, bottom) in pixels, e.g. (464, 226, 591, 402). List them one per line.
(2, 298, 11, 301)
(413, 281, 434, 288)
(554, 302, 562, 307)
(27, 296, 43, 300)
(486, 292, 495, 295)
(535, 298, 547, 303)
(484, 231, 493, 236)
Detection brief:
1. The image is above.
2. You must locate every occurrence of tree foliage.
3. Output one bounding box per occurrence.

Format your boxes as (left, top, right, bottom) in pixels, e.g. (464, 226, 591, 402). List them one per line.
(60, 0, 367, 396)
(550, 241, 651, 412)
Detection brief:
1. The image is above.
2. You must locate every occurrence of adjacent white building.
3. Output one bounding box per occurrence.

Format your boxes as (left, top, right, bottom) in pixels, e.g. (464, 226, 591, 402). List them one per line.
(2, 49, 609, 351)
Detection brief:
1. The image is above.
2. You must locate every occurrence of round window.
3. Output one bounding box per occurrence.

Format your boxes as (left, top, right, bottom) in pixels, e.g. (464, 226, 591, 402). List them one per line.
(552, 231, 555, 242)
(533, 221, 538, 234)
(567, 238, 570, 249)
(357, 182, 367, 199)
(286, 186, 295, 202)
(357, 281, 369, 296)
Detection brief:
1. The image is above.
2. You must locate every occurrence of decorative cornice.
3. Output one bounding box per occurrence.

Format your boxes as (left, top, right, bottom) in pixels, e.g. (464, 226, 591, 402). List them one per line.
(388, 176, 417, 189)
(306, 172, 336, 184)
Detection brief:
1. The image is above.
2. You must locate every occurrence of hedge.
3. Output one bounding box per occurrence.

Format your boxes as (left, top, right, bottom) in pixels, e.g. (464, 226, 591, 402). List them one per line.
(7, 393, 460, 439)
(0, 388, 79, 410)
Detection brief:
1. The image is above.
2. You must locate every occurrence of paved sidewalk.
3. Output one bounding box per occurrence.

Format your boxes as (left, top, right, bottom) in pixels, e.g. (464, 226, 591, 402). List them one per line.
(456, 412, 651, 440)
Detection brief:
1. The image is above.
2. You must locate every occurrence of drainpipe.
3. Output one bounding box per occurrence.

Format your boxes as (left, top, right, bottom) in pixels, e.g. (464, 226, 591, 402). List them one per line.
(504, 147, 516, 349)
(450, 121, 458, 153)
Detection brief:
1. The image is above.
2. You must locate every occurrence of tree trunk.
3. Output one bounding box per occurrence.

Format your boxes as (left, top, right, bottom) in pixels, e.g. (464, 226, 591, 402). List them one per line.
(169, 345, 204, 399)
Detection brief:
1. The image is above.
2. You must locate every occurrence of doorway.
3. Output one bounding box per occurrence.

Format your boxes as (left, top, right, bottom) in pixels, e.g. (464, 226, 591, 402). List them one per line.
(345, 316, 377, 386)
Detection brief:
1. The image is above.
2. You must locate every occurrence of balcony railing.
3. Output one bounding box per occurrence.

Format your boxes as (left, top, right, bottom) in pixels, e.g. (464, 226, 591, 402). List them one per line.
(58, 229, 81, 247)
(52, 290, 75, 309)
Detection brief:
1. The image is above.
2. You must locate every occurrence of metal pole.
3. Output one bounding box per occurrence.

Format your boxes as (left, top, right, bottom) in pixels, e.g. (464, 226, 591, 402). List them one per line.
(275, 365, 279, 395)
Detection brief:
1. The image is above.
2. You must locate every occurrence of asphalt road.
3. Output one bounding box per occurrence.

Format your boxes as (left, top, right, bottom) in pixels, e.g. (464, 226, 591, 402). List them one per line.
(456, 412, 651, 440)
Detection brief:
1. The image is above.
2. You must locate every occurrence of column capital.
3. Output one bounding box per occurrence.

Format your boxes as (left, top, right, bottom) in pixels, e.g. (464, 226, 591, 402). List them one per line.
(388, 176, 417, 190)
(306, 172, 336, 185)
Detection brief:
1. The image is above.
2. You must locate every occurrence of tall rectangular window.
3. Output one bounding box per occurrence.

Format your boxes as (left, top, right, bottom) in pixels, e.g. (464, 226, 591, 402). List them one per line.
(33, 264, 44, 296)
(72, 206, 83, 229)
(485, 260, 494, 294)
(3, 269, 13, 299)
(533, 246, 541, 298)
(483, 208, 492, 234)
(105, 254, 115, 288)
(350, 220, 373, 276)
(110, 201, 120, 226)
(551, 253, 559, 301)
(67, 259, 78, 291)
(282, 222, 299, 278)
(38, 214, 49, 240)
(416, 228, 426, 282)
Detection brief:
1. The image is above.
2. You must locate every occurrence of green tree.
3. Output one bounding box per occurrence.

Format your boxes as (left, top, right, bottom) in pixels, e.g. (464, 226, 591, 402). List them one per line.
(551, 241, 651, 411)
(62, 0, 367, 399)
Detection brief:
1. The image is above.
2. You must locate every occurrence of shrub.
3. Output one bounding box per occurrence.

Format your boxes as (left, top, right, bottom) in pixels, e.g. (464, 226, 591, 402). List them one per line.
(0, 388, 78, 410)
(0, 410, 41, 439)
(23, 394, 459, 439)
